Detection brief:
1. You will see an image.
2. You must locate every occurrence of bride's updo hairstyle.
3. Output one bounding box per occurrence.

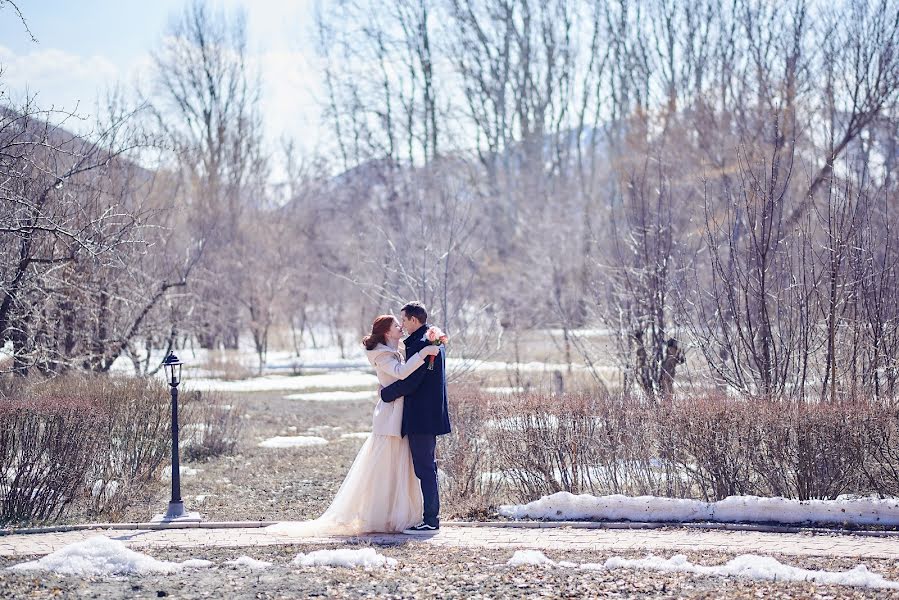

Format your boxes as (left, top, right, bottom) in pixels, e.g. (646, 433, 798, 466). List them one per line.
(362, 315, 395, 350)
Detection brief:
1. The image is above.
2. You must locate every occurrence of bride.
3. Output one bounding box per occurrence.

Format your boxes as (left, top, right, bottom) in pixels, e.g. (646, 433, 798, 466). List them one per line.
(267, 315, 439, 535)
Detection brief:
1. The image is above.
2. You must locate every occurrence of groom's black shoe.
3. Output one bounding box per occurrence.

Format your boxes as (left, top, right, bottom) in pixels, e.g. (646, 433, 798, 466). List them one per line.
(403, 522, 439, 534)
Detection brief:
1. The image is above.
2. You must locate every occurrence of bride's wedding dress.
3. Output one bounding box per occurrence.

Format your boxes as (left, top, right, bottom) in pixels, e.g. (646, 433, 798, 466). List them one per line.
(267, 343, 427, 536)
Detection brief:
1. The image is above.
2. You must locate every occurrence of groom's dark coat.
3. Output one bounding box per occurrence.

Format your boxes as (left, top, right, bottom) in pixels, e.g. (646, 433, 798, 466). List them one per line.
(380, 323, 451, 437)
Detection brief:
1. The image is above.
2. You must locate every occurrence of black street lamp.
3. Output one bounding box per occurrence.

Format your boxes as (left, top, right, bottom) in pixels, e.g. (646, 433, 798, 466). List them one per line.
(154, 351, 201, 523)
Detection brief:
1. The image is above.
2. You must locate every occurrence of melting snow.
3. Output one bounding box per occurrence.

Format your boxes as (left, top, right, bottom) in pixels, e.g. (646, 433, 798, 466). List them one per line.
(292, 548, 397, 569)
(284, 391, 376, 402)
(161, 466, 201, 480)
(7, 536, 211, 576)
(225, 556, 272, 569)
(184, 371, 378, 393)
(258, 436, 328, 448)
(499, 492, 899, 527)
(340, 432, 371, 439)
(580, 554, 899, 589)
(506, 550, 559, 567)
(503, 548, 899, 589)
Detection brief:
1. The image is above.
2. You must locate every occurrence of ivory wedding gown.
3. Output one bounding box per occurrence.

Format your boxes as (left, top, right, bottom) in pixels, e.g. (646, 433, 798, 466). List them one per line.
(267, 343, 426, 536)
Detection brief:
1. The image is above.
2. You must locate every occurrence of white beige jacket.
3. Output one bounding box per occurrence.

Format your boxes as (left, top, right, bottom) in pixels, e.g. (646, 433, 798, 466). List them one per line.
(365, 343, 427, 436)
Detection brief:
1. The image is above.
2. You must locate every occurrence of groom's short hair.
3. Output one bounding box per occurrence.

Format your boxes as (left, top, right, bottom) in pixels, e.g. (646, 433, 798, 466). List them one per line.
(401, 301, 428, 324)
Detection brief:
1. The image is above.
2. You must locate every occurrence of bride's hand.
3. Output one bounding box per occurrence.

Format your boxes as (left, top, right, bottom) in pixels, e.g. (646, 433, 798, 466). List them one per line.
(422, 345, 440, 357)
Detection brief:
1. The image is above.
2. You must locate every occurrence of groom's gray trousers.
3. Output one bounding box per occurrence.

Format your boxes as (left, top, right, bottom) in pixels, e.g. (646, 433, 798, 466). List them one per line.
(408, 433, 439, 526)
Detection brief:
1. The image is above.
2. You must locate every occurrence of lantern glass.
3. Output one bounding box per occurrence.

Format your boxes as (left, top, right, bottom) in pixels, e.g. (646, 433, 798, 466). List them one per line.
(163, 353, 183, 387)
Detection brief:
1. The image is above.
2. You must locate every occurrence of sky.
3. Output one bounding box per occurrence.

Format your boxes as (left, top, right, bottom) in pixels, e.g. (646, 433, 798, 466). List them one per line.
(0, 1, 325, 159)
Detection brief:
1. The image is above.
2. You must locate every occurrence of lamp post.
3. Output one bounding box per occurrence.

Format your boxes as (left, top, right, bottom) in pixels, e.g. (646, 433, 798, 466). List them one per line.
(153, 351, 201, 523)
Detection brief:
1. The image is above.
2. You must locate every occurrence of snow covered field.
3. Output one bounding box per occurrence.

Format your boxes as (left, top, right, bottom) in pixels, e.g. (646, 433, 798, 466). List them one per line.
(185, 372, 379, 394)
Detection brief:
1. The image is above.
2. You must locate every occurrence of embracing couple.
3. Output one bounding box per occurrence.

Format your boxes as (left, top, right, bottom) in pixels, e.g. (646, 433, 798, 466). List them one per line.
(268, 301, 450, 537)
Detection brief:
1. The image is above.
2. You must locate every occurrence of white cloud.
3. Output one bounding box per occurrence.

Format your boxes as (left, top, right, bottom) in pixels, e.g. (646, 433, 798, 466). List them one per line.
(0, 0, 328, 165)
(0, 44, 118, 111)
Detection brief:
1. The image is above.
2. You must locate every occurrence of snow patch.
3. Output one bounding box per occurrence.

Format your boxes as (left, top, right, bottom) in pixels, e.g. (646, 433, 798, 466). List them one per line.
(306, 425, 343, 434)
(258, 436, 328, 448)
(284, 391, 376, 402)
(7, 536, 210, 576)
(161, 466, 201, 480)
(90, 479, 119, 501)
(501, 547, 899, 589)
(185, 372, 378, 393)
(180, 559, 214, 568)
(292, 548, 397, 569)
(506, 550, 558, 567)
(581, 554, 899, 590)
(226, 556, 272, 569)
(482, 387, 526, 395)
(499, 492, 899, 527)
(340, 432, 371, 439)
(453, 359, 584, 373)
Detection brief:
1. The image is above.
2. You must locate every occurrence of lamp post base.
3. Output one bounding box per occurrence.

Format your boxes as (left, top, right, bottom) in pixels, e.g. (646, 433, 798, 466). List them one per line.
(151, 502, 202, 523)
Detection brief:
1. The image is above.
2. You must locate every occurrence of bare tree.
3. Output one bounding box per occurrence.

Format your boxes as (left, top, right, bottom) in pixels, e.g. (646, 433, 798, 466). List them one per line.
(148, 0, 267, 351)
(0, 87, 182, 375)
(0, 1, 36, 42)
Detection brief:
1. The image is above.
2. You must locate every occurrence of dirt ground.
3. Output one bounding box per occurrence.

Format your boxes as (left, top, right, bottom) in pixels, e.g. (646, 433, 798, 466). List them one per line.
(120, 391, 373, 524)
(5, 388, 898, 598)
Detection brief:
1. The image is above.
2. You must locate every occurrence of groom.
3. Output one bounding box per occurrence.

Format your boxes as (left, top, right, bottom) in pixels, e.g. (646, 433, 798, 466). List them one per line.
(380, 301, 451, 533)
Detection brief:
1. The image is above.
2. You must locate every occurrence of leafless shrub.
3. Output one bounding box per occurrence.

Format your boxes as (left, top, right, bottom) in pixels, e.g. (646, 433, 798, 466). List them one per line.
(747, 400, 873, 500)
(865, 406, 899, 496)
(666, 396, 758, 501)
(439, 387, 502, 517)
(0, 374, 245, 524)
(200, 351, 255, 381)
(41, 376, 174, 519)
(487, 392, 605, 502)
(0, 395, 106, 524)
(180, 390, 244, 462)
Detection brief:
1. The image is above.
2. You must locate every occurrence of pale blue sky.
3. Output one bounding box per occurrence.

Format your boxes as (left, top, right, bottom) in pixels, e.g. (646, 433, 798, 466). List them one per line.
(0, 1, 324, 155)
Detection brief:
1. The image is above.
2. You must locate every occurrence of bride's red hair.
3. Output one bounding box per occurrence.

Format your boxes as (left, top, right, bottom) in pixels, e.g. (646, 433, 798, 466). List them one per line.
(362, 315, 395, 350)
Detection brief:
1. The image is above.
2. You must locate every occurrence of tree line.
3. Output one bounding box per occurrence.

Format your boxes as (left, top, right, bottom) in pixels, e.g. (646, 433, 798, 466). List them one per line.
(1, 0, 898, 400)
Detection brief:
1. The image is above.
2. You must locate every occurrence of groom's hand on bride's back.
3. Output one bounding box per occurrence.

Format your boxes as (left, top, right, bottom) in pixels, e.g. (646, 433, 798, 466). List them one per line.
(380, 363, 428, 403)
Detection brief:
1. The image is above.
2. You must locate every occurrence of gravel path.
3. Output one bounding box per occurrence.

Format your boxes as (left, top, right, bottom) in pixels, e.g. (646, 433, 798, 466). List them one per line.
(1, 525, 898, 598)
(1, 539, 898, 599)
(3, 524, 899, 560)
